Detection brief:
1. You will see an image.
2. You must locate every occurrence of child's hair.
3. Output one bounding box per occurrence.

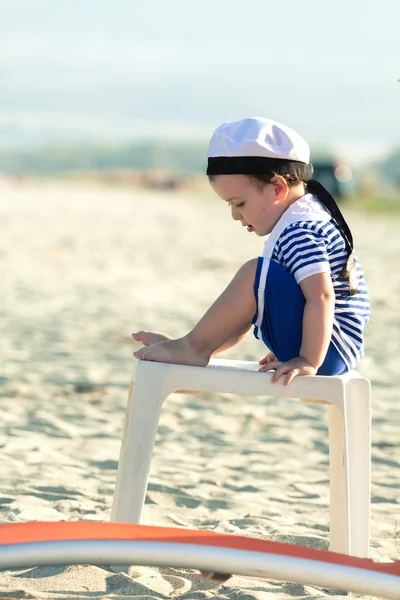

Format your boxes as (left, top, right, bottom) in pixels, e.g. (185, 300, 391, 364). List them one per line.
(208, 161, 314, 189)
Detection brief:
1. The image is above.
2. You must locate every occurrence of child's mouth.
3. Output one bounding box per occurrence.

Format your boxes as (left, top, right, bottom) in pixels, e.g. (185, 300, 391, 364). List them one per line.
(247, 225, 254, 232)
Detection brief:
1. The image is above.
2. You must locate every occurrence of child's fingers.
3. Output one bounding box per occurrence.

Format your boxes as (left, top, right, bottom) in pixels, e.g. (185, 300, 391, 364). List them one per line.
(259, 353, 277, 365)
(272, 366, 288, 383)
(270, 363, 296, 383)
(258, 360, 281, 373)
(260, 358, 316, 383)
(283, 369, 300, 386)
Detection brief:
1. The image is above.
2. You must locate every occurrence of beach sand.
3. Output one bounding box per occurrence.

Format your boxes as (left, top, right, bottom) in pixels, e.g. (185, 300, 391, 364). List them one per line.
(0, 179, 399, 599)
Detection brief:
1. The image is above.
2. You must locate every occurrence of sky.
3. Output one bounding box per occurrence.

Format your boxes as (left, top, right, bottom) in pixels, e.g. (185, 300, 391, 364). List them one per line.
(0, 0, 399, 162)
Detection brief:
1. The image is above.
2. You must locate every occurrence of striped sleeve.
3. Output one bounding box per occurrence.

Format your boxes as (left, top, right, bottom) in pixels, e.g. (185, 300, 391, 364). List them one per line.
(275, 223, 331, 283)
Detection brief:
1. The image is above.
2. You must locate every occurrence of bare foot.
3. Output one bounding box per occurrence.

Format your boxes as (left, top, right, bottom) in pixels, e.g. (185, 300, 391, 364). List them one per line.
(133, 337, 210, 367)
(200, 570, 231, 583)
(132, 330, 172, 346)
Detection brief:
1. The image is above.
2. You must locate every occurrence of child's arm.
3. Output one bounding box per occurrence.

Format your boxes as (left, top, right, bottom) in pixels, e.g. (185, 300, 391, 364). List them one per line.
(299, 272, 335, 368)
(259, 272, 335, 385)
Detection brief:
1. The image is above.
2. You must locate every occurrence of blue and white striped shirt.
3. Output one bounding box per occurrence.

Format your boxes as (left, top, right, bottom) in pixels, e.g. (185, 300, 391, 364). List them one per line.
(272, 219, 370, 370)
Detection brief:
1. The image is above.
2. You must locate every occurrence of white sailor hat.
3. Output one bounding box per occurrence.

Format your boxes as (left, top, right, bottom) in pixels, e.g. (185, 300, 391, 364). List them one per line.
(206, 117, 310, 175)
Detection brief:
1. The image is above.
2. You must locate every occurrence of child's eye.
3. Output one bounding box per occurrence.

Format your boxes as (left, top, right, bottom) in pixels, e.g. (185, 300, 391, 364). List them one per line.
(228, 201, 245, 209)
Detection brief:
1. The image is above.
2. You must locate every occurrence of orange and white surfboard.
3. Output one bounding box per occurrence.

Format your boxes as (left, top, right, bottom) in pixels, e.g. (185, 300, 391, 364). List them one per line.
(0, 522, 399, 599)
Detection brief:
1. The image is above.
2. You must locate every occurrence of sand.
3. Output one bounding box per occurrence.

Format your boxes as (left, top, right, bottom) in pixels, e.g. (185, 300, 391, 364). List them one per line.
(0, 179, 399, 599)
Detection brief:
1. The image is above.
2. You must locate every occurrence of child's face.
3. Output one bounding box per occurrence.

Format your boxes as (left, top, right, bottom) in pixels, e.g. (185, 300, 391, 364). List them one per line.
(210, 174, 288, 236)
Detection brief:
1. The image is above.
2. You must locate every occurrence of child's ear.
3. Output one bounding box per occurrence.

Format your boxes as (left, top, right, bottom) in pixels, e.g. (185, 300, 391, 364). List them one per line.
(273, 176, 289, 201)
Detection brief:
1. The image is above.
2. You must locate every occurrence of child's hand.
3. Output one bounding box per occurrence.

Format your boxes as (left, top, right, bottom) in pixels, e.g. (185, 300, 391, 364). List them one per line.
(259, 356, 316, 385)
(258, 352, 277, 365)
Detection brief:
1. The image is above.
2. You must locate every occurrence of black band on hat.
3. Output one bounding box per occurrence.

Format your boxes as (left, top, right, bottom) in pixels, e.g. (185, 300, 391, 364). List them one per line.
(207, 156, 305, 175)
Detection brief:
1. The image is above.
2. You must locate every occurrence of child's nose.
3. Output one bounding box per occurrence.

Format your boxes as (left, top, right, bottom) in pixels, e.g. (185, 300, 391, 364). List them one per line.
(231, 206, 241, 220)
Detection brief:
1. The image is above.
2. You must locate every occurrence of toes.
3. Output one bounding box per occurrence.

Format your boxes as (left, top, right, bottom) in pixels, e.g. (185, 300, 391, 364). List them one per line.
(134, 346, 158, 362)
(132, 330, 155, 347)
(132, 331, 144, 342)
(133, 347, 149, 359)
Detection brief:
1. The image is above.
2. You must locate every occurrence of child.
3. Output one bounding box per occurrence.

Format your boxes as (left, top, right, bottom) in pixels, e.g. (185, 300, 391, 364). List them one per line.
(133, 117, 370, 385)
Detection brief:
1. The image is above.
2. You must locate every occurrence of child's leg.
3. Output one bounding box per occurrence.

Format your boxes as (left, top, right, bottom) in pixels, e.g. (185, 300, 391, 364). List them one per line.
(133, 259, 257, 366)
(132, 323, 251, 356)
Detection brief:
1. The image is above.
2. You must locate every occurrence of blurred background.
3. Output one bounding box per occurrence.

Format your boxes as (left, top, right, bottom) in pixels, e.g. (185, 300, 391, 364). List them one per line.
(1, 5, 400, 592)
(0, 0, 399, 202)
